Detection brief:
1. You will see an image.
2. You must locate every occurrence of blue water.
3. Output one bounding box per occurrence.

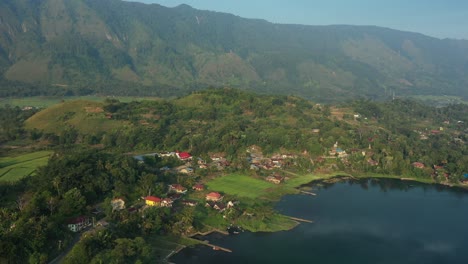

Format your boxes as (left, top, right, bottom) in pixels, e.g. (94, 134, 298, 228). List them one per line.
(171, 179, 468, 264)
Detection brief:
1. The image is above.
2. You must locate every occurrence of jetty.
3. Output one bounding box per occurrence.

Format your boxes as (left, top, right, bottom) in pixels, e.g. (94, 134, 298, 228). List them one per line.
(287, 216, 314, 223)
(185, 237, 232, 253)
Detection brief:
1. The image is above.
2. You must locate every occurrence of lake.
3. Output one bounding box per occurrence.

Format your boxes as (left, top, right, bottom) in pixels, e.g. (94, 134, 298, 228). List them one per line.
(171, 178, 468, 264)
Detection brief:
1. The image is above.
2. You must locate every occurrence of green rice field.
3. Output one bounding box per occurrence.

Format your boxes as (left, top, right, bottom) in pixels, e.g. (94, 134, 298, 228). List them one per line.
(206, 173, 275, 198)
(0, 151, 52, 182)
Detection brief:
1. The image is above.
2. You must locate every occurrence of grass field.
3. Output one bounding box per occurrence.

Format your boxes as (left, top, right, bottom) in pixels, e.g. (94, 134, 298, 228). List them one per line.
(0, 96, 160, 108)
(206, 173, 276, 198)
(0, 151, 52, 182)
(24, 100, 131, 134)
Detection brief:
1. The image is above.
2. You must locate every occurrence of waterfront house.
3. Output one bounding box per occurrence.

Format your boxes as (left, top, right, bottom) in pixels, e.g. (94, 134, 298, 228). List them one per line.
(367, 159, 379, 166)
(206, 192, 223, 202)
(67, 216, 91, 232)
(144, 196, 161, 206)
(266, 175, 284, 184)
(412, 162, 425, 169)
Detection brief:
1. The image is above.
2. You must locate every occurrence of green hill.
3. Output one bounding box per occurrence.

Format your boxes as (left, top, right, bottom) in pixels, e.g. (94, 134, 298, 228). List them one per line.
(25, 100, 130, 134)
(1, 0, 468, 101)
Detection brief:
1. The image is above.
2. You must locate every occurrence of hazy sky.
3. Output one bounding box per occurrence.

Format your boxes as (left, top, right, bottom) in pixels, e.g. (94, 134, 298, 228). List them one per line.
(129, 0, 468, 39)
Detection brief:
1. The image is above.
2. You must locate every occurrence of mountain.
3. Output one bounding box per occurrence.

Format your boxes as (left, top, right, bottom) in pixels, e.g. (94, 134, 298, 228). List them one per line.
(1, 0, 468, 101)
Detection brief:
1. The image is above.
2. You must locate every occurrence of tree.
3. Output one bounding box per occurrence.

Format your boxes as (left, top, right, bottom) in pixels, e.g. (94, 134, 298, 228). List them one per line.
(58, 188, 86, 217)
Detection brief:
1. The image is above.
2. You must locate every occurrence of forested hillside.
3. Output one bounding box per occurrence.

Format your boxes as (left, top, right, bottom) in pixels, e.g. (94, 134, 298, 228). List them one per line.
(0, 0, 468, 101)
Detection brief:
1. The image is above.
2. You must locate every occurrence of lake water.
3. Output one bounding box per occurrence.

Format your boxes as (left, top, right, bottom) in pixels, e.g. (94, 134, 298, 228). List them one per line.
(171, 178, 468, 264)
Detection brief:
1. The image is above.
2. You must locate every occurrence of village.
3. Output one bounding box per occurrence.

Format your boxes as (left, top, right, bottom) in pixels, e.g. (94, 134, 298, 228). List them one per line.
(65, 127, 468, 235)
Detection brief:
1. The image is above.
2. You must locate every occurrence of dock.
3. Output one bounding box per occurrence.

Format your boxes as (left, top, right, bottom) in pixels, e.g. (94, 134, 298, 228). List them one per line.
(300, 190, 317, 196)
(203, 242, 232, 253)
(185, 237, 232, 253)
(287, 216, 314, 223)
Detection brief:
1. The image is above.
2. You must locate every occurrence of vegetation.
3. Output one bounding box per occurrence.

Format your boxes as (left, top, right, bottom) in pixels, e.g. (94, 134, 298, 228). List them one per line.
(0, 151, 52, 182)
(0, 89, 467, 263)
(206, 174, 275, 199)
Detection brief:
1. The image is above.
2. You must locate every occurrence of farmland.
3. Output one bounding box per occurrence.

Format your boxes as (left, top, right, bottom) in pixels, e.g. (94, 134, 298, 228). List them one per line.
(206, 173, 275, 199)
(0, 151, 52, 182)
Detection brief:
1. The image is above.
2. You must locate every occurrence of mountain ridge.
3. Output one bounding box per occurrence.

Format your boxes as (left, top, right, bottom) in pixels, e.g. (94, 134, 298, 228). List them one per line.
(0, 0, 467, 101)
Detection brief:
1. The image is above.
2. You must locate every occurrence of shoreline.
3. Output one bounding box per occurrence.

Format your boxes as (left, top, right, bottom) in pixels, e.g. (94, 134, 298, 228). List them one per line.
(167, 172, 468, 261)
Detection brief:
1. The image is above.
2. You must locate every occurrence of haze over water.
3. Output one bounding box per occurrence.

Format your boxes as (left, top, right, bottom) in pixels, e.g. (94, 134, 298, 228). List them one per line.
(172, 179, 468, 264)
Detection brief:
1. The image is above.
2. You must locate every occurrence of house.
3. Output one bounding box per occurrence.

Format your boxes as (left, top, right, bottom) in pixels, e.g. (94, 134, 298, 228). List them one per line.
(110, 198, 125, 212)
(144, 196, 161, 206)
(206, 192, 223, 202)
(169, 184, 187, 194)
(412, 162, 425, 169)
(213, 203, 226, 212)
(176, 166, 193, 174)
(329, 142, 348, 158)
(180, 167, 193, 174)
(159, 151, 176, 157)
(205, 201, 226, 212)
(176, 151, 192, 160)
(161, 198, 173, 207)
(266, 175, 284, 184)
(210, 153, 226, 161)
(192, 184, 204, 191)
(227, 200, 239, 208)
(96, 219, 109, 228)
(181, 200, 198, 207)
(167, 193, 183, 200)
(367, 159, 379, 166)
(311, 129, 320, 134)
(250, 164, 259, 170)
(67, 216, 91, 232)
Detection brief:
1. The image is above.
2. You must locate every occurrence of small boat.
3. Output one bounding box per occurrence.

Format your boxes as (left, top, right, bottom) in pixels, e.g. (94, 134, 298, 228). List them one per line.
(227, 225, 244, 234)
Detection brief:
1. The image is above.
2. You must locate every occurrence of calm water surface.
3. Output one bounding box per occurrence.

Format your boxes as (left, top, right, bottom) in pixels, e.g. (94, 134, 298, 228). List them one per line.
(171, 179, 468, 264)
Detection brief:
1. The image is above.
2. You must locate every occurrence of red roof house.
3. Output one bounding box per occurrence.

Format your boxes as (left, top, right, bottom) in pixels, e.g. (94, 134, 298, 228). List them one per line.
(193, 184, 205, 191)
(176, 151, 192, 160)
(412, 162, 425, 169)
(169, 184, 187, 194)
(206, 192, 223, 201)
(145, 196, 161, 206)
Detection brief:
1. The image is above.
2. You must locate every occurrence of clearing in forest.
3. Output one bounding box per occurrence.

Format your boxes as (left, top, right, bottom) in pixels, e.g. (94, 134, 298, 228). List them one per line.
(0, 151, 52, 182)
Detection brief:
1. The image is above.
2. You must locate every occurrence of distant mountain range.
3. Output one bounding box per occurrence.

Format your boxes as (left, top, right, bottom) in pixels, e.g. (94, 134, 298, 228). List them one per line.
(1, 0, 468, 101)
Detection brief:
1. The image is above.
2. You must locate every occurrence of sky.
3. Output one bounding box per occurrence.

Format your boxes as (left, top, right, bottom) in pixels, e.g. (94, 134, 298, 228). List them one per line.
(129, 0, 468, 40)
